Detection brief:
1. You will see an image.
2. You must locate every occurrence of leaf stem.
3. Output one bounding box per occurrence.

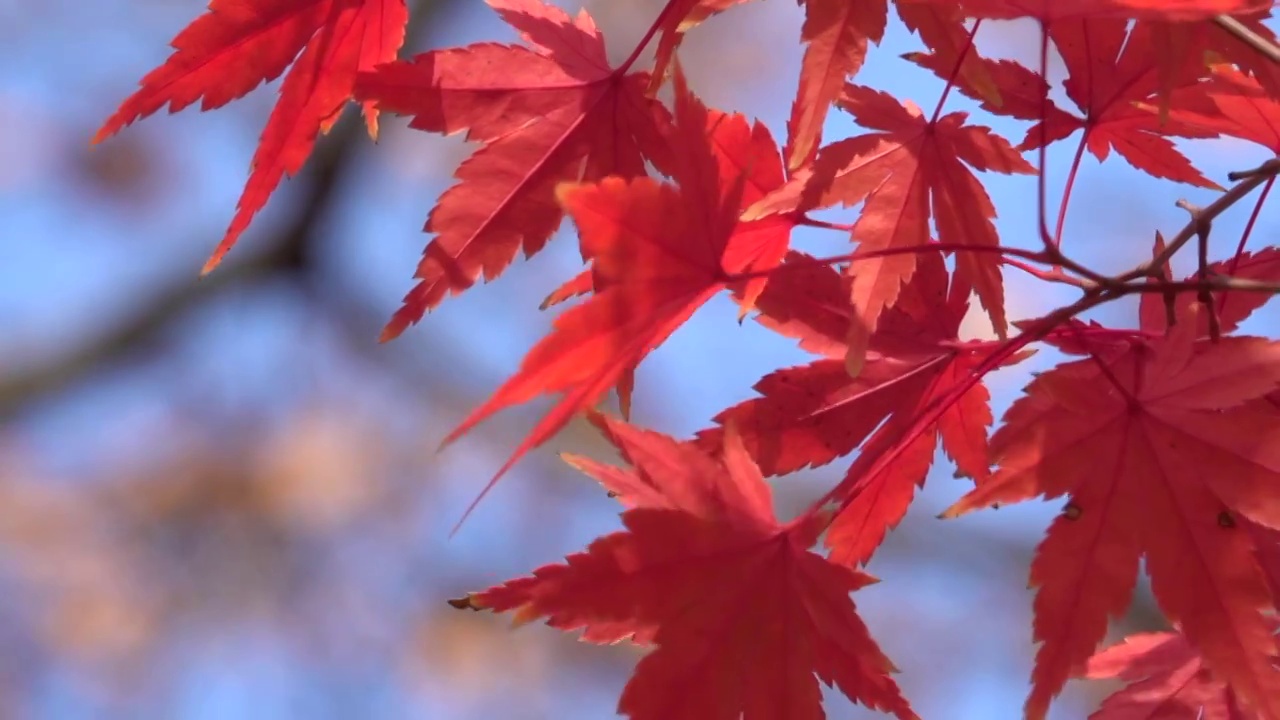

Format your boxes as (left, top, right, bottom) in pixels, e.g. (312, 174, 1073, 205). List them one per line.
(928, 20, 982, 125)
(813, 287, 1112, 531)
(1217, 176, 1274, 315)
(724, 241, 1053, 282)
(617, 0, 682, 74)
(1051, 133, 1089, 254)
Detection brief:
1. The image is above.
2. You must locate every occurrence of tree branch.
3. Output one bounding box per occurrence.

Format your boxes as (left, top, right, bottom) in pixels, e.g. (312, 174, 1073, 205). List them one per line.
(0, 0, 446, 420)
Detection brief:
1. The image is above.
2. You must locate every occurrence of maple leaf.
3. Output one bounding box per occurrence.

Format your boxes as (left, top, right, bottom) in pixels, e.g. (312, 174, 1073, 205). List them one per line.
(354, 0, 672, 340)
(95, 0, 409, 273)
(897, 0, 1272, 21)
(1085, 631, 1259, 720)
(455, 415, 919, 720)
(1019, 18, 1222, 187)
(540, 268, 593, 310)
(1152, 66, 1280, 152)
(921, 0, 1280, 102)
(437, 73, 789, 520)
(909, 17, 1264, 181)
(697, 251, 1015, 566)
(784, 0, 887, 170)
(943, 314, 1280, 720)
(780, 84, 1033, 369)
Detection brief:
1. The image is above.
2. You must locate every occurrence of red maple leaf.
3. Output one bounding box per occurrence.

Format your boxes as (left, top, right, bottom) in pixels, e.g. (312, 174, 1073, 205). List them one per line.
(784, 0, 887, 169)
(1024, 18, 1222, 187)
(777, 84, 1033, 369)
(95, 0, 408, 273)
(943, 313, 1280, 720)
(437, 72, 789, 520)
(1154, 66, 1280, 152)
(354, 0, 672, 340)
(1085, 631, 1260, 720)
(897, 0, 1271, 21)
(908, 6, 1280, 124)
(454, 414, 919, 720)
(894, 2, 1003, 111)
(697, 250, 1017, 566)
(909, 17, 1260, 189)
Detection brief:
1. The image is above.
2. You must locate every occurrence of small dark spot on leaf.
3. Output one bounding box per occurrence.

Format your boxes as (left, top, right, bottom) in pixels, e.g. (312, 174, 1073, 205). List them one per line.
(1064, 502, 1082, 520)
(1218, 511, 1236, 528)
(606, 490, 620, 498)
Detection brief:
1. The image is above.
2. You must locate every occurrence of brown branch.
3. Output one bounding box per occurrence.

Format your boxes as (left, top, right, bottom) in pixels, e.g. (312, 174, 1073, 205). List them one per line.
(1119, 158, 1280, 286)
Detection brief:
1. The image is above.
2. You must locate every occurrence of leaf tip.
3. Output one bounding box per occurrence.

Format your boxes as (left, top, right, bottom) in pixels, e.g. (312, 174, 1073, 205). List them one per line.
(378, 317, 408, 343)
(199, 255, 222, 277)
(447, 594, 484, 610)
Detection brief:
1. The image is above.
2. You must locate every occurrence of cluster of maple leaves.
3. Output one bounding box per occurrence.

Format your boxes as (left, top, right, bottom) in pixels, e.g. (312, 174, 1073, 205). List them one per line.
(96, 0, 1280, 717)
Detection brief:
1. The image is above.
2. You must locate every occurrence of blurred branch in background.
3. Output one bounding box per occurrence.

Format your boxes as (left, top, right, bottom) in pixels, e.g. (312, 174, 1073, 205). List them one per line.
(0, 2, 443, 421)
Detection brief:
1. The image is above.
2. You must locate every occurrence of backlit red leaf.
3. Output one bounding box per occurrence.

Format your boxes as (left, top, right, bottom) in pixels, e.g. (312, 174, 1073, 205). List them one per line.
(457, 416, 918, 720)
(898, 0, 1271, 21)
(1020, 18, 1222, 187)
(438, 75, 788, 519)
(944, 316, 1280, 720)
(793, 84, 1032, 366)
(698, 251, 1010, 565)
(355, 0, 671, 339)
(96, 0, 408, 273)
(1139, 247, 1280, 337)
(784, 0, 887, 169)
(1086, 631, 1259, 720)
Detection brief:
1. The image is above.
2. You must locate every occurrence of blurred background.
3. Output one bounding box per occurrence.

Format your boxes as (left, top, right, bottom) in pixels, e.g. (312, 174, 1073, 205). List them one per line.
(2, 0, 1277, 717)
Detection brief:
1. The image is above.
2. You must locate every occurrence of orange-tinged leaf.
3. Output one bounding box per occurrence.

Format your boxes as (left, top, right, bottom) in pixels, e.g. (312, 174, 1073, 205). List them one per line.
(1128, 10, 1280, 113)
(904, 50, 1054, 123)
(355, 0, 671, 340)
(785, 0, 887, 170)
(95, 0, 408, 273)
(944, 317, 1280, 720)
(459, 416, 919, 720)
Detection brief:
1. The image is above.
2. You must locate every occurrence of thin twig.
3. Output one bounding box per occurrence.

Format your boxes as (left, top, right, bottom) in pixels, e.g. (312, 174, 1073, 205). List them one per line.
(1213, 15, 1280, 66)
(1124, 158, 1280, 285)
